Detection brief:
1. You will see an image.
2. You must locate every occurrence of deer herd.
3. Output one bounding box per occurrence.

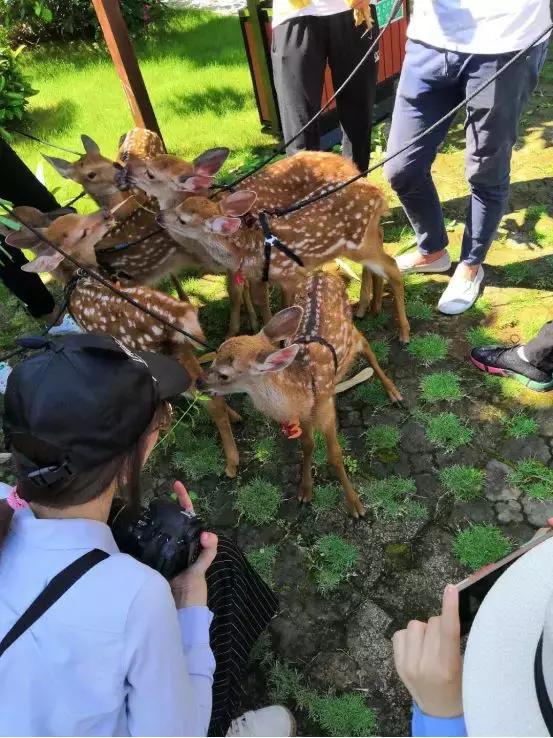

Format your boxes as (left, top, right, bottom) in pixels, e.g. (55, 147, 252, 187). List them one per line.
(4, 127, 411, 518)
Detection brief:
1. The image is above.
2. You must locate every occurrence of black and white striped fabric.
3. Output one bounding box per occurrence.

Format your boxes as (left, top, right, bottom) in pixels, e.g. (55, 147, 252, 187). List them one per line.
(206, 537, 279, 737)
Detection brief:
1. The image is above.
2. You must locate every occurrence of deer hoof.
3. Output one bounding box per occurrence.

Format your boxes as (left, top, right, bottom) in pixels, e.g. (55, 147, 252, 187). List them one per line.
(348, 502, 366, 519)
(353, 302, 367, 319)
(297, 488, 313, 504)
(225, 463, 238, 479)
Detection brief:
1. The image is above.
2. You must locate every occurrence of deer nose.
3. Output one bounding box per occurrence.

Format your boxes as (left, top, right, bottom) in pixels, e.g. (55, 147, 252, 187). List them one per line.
(115, 166, 130, 191)
(196, 376, 207, 391)
(156, 212, 165, 227)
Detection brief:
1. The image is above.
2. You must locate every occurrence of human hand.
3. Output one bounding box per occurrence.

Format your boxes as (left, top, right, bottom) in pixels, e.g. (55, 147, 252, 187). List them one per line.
(169, 481, 218, 609)
(392, 585, 463, 718)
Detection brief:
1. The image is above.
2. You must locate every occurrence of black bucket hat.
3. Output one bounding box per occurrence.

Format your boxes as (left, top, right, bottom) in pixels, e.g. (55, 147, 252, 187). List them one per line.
(3, 333, 190, 487)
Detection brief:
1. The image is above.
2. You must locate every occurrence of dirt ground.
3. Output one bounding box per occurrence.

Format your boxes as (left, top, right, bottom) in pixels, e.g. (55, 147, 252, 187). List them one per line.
(1, 48, 552, 738)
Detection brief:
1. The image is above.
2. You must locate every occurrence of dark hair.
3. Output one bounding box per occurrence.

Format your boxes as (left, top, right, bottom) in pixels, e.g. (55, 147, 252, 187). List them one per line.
(0, 402, 171, 547)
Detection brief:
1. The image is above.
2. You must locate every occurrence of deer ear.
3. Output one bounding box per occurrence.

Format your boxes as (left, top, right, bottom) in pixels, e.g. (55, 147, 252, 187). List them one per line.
(193, 147, 230, 177)
(179, 174, 213, 192)
(4, 227, 41, 249)
(208, 216, 242, 235)
(221, 190, 257, 218)
(43, 154, 74, 179)
(81, 134, 100, 155)
(21, 251, 64, 273)
(254, 344, 300, 373)
(262, 306, 304, 343)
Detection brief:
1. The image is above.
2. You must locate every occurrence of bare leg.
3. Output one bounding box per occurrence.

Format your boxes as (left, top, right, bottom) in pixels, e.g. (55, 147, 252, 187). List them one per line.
(298, 420, 314, 504)
(355, 329, 403, 402)
(317, 397, 365, 518)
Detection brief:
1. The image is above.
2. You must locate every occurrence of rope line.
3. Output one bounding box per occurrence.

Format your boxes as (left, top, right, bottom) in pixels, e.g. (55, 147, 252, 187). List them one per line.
(10, 129, 82, 156)
(0, 203, 216, 353)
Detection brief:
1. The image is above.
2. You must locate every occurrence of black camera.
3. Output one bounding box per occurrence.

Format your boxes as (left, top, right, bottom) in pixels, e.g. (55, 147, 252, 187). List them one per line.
(108, 497, 203, 579)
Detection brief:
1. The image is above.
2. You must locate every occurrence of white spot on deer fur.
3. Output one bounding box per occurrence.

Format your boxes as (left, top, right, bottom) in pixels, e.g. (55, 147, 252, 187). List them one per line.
(152, 325, 162, 336)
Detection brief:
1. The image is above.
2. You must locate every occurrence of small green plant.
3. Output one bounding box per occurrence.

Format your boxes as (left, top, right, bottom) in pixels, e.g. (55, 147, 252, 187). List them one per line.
(422, 412, 474, 452)
(312, 483, 341, 512)
(356, 310, 389, 332)
(407, 334, 449, 366)
(439, 465, 484, 501)
(246, 545, 278, 586)
(235, 478, 281, 525)
(420, 371, 462, 403)
(508, 459, 553, 500)
(453, 524, 512, 571)
(502, 411, 539, 439)
(361, 475, 426, 520)
(309, 694, 377, 737)
(268, 661, 312, 709)
(364, 424, 400, 462)
(252, 436, 277, 464)
(354, 380, 389, 408)
(171, 435, 224, 480)
(371, 338, 390, 365)
(311, 534, 359, 594)
(343, 454, 359, 475)
(406, 299, 433, 321)
(465, 326, 498, 348)
(313, 430, 349, 466)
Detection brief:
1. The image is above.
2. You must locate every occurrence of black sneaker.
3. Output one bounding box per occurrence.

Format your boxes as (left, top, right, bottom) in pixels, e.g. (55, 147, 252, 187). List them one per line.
(470, 345, 553, 392)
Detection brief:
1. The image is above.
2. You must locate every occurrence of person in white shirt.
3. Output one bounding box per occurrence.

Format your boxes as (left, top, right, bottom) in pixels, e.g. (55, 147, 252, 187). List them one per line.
(0, 333, 293, 737)
(384, 0, 551, 315)
(271, 0, 378, 172)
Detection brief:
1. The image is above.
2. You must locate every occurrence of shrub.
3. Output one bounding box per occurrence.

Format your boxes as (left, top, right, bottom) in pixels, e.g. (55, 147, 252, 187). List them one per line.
(2, 0, 166, 42)
(453, 524, 512, 571)
(361, 475, 426, 520)
(420, 371, 462, 403)
(246, 545, 278, 586)
(439, 465, 484, 501)
(508, 459, 553, 500)
(311, 534, 358, 594)
(235, 477, 281, 525)
(502, 411, 539, 439)
(0, 37, 36, 139)
(407, 334, 449, 365)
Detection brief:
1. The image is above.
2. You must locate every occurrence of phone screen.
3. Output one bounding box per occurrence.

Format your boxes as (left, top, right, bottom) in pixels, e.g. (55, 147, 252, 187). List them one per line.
(457, 529, 553, 636)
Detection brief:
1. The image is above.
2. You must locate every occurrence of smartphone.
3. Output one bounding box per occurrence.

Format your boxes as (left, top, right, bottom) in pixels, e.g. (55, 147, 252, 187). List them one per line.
(456, 528, 553, 636)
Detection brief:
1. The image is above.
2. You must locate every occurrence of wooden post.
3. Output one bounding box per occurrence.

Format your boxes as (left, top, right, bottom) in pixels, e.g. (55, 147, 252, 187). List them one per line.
(246, 0, 280, 136)
(91, 0, 165, 147)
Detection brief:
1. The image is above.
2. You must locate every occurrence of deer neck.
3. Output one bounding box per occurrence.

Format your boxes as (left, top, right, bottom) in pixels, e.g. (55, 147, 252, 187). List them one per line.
(246, 364, 314, 423)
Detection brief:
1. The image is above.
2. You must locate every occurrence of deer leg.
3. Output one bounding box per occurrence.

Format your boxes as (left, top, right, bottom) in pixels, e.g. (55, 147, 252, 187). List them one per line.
(370, 274, 384, 315)
(281, 282, 296, 308)
(250, 279, 272, 326)
(298, 420, 314, 504)
(225, 272, 243, 338)
(317, 397, 365, 519)
(206, 396, 239, 478)
(356, 265, 373, 318)
(355, 329, 403, 403)
(170, 274, 188, 302)
(375, 253, 410, 344)
(226, 405, 242, 423)
(242, 280, 259, 332)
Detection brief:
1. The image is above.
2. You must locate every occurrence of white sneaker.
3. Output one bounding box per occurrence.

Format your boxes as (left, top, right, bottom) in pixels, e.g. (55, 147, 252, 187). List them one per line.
(395, 250, 451, 274)
(438, 266, 484, 315)
(48, 314, 83, 335)
(226, 706, 296, 737)
(0, 362, 12, 394)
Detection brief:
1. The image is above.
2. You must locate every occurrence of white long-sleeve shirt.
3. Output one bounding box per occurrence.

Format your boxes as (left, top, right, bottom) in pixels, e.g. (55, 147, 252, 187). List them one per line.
(407, 0, 551, 54)
(0, 493, 215, 737)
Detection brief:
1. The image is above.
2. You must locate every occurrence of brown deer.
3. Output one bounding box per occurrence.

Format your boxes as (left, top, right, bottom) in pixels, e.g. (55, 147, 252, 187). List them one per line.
(5, 209, 241, 478)
(45, 133, 260, 336)
(158, 150, 411, 344)
(199, 272, 403, 517)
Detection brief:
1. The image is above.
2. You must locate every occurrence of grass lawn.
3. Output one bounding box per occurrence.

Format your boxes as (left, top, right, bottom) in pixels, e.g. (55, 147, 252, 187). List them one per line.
(11, 9, 276, 204)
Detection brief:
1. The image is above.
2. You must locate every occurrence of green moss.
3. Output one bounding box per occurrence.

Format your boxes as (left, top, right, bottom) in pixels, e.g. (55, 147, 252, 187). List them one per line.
(465, 326, 498, 348)
(371, 338, 390, 366)
(311, 534, 359, 595)
(361, 475, 426, 520)
(309, 694, 377, 737)
(508, 459, 553, 500)
(171, 435, 224, 480)
(312, 483, 341, 512)
(364, 425, 400, 462)
(406, 299, 433, 321)
(502, 411, 539, 439)
(354, 380, 389, 408)
(235, 478, 281, 524)
(424, 412, 474, 452)
(314, 430, 349, 466)
(420, 372, 462, 403)
(355, 310, 390, 333)
(407, 334, 449, 366)
(252, 436, 277, 464)
(453, 525, 512, 571)
(246, 545, 278, 586)
(439, 465, 484, 501)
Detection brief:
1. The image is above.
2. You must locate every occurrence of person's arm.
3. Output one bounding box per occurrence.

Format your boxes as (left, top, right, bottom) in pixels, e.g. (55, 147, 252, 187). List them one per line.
(124, 572, 215, 737)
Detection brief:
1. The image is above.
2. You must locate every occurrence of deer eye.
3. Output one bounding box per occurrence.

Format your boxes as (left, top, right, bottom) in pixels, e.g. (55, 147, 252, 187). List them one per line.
(178, 215, 187, 224)
(87, 172, 97, 180)
(146, 170, 155, 180)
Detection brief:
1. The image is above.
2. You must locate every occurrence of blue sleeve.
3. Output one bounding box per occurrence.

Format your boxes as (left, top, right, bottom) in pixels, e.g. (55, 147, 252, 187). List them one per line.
(124, 573, 215, 737)
(412, 702, 467, 737)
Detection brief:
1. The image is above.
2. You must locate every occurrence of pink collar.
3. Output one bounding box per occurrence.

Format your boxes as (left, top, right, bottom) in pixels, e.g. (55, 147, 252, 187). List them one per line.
(6, 488, 29, 510)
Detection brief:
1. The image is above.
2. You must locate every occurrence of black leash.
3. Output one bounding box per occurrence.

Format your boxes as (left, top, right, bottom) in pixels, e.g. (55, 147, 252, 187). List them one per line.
(219, 0, 399, 194)
(10, 128, 82, 157)
(295, 334, 338, 374)
(268, 22, 553, 220)
(63, 190, 87, 208)
(258, 211, 304, 282)
(96, 227, 164, 256)
(0, 203, 216, 353)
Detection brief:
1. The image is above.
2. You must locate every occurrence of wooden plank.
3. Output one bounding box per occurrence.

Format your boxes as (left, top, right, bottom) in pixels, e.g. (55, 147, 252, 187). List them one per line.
(91, 0, 164, 146)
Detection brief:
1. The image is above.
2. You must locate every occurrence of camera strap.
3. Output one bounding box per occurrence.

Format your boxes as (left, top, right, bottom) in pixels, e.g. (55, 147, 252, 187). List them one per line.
(535, 632, 553, 735)
(0, 548, 109, 659)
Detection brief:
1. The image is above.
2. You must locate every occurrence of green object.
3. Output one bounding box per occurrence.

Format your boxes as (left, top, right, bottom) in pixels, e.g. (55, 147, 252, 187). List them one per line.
(407, 334, 449, 366)
(246, 545, 278, 585)
(502, 411, 539, 439)
(420, 371, 462, 403)
(312, 483, 341, 512)
(439, 465, 484, 501)
(361, 475, 425, 520)
(309, 694, 377, 737)
(508, 458, 553, 500)
(235, 477, 281, 525)
(375, 0, 404, 26)
(424, 412, 474, 452)
(453, 524, 512, 571)
(312, 534, 358, 595)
